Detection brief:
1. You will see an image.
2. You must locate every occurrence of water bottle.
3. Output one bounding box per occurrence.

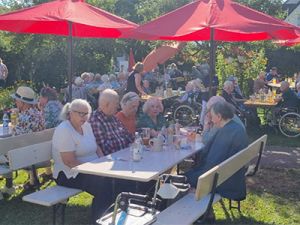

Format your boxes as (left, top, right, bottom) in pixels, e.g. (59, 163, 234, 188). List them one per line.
(2, 112, 9, 135)
(132, 132, 142, 162)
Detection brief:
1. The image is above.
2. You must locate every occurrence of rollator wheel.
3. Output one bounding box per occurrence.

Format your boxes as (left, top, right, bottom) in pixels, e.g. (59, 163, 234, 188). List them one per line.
(173, 105, 196, 126)
(278, 112, 300, 138)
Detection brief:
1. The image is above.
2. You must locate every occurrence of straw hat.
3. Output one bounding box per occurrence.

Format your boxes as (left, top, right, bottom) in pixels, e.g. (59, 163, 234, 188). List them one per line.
(11, 86, 38, 104)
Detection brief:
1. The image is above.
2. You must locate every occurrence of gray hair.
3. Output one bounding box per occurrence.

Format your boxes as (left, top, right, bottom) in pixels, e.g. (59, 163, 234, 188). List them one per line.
(101, 74, 109, 83)
(120, 92, 140, 109)
(296, 81, 300, 89)
(206, 96, 226, 112)
(99, 89, 119, 106)
(142, 97, 163, 114)
(211, 101, 234, 120)
(109, 74, 117, 81)
(60, 99, 92, 121)
(223, 80, 234, 89)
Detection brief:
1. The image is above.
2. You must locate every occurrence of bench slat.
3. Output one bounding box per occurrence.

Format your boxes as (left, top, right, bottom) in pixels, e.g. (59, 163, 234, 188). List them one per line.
(22, 186, 82, 207)
(152, 193, 221, 225)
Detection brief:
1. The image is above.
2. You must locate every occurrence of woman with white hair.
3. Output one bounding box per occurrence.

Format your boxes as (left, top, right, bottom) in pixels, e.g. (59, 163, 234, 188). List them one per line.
(137, 97, 167, 137)
(98, 74, 112, 92)
(52, 99, 112, 223)
(116, 92, 140, 134)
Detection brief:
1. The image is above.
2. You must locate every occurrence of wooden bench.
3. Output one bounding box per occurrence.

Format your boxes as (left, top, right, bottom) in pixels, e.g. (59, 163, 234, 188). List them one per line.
(0, 128, 55, 198)
(5, 132, 82, 225)
(152, 135, 267, 225)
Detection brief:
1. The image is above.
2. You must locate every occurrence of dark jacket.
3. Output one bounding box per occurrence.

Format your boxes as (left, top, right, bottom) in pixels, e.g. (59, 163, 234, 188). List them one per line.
(186, 119, 248, 200)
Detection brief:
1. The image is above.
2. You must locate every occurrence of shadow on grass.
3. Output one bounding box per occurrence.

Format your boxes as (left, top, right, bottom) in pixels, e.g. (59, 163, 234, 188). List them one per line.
(0, 187, 92, 225)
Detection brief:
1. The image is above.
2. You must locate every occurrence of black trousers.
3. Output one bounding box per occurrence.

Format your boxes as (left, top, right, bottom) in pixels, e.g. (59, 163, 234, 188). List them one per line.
(55, 172, 113, 223)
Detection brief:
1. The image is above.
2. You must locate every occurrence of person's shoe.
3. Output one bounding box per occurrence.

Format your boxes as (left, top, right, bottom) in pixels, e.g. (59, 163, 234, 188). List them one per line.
(1, 186, 15, 195)
(23, 182, 38, 192)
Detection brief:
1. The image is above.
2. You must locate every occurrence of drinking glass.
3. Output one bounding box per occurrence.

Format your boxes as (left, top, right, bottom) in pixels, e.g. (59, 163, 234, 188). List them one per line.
(141, 128, 150, 146)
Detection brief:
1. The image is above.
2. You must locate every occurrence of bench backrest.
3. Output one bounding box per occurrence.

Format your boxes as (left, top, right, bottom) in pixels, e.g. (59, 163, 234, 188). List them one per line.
(8, 141, 52, 171)
(0, 128, 54, 156)
(195, 135, 267, 200)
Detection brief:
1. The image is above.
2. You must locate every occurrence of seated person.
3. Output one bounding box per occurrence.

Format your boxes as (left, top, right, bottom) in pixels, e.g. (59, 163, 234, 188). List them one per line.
(186, 101, 248, 203)
(296, 82, 300, 98)
(253, 71, 267, 94)
(137, 97, 167, 137)
(142, 79, 151, 94)
(115, 92, 140, 134)
(275, 81, 299, 109)
(221, 81, 240, 110)
(39, 87, 63, 129)
(227, 75, 245, 100)
(52, 99, 112, 223)
(109, 74, 121, 90)
(266, 67, 280, 82)
(90, 89, 134, 155)
(177, 81, 194, 103)
(202, 96, 245, 145)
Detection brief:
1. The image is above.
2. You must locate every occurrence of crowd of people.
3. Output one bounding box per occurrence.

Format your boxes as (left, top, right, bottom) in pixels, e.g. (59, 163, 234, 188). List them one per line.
(1, 59, 300, 224)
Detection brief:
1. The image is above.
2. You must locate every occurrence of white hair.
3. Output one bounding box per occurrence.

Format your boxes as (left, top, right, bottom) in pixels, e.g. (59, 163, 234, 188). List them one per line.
(120, 92, 140, 109)
(99, 89, 119, 106)
(223, 80, 234, 89)
(60, 99, 92, 120)
(142, 97, 163, 114)
(296, 82, 300, 89)
(109, 74, 117, 81)
(101, 74, 109, 83)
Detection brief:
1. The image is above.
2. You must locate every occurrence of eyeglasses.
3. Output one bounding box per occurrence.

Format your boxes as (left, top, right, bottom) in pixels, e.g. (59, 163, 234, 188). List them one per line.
(72, 110, 89, 117)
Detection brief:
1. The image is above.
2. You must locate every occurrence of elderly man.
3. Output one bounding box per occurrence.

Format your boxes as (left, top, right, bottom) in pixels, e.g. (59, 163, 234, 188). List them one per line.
(275, 81, 299, 109)
(89, 89, 134, 155)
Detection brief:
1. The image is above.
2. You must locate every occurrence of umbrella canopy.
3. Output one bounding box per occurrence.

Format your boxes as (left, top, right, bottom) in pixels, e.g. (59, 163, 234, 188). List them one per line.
(0, 0, 137, 38)
(129, 0, 300, 96)
(0, 0, 137, 101)
(143, 42, 186, 72)
(131, 0, 300, 41)
(276, 37, 300, 47)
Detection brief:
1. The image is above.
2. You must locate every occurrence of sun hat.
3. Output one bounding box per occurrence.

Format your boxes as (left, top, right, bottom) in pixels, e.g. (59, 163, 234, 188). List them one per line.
(11, 86, 38, 104)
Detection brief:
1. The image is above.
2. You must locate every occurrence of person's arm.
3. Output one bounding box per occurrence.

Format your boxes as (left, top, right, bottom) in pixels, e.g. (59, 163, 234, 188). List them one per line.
(135, 73, 146, 95)
(96, 146, 104, 158)
(60, 152, 81, 168)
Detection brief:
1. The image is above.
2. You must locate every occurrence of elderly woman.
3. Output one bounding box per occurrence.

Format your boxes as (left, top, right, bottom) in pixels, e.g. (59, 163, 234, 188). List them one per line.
(52, 99, 112, 223)
(186, 101, 248, 222)
(39, 87, 63, 129)
(109, 74, 120, 90)
(98, 74, 112, 92)
(126, 62, 146, 95)
(137, 97, 167, 137)
(115, 92, 140, 134)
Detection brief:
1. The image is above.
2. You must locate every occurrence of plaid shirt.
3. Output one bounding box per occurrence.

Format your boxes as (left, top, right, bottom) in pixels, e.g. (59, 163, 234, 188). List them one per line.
(89, 110, 134, 155)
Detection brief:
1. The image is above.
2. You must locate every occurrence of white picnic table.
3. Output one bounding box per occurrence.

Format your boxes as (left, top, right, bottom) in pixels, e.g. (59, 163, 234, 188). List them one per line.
(72, 141, 204, 182)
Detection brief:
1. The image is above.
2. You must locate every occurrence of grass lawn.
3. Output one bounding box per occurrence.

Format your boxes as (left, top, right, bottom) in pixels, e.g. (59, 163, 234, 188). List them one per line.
(1, 129, 299, 225)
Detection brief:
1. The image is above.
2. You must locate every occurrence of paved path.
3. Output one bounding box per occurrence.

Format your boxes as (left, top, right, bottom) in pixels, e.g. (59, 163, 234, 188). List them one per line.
(260, 146, 300, 169)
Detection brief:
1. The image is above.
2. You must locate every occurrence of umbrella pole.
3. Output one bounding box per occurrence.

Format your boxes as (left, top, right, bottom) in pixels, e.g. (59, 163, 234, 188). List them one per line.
(67, 21, 73, 102)
(209, 28, 216, 98)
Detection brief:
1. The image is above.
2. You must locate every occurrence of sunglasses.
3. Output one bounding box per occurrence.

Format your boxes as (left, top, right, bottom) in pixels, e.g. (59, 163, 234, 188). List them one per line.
(72, 110, 89, 117)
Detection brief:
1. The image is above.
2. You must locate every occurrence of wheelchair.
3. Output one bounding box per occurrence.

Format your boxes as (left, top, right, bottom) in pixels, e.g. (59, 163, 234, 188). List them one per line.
(268, 107, 300, 138)
(171, 92, 202, 126)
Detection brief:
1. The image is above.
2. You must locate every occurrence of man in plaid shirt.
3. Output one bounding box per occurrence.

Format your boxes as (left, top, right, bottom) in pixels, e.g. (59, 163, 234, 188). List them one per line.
(90, 89, 134, 155)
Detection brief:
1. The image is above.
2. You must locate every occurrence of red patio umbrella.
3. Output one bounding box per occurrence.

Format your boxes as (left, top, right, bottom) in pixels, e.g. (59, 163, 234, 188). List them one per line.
(128, 48, 136, 72)
(276, 37, 300, 47)
(0, 0, 137, 100)
(130, 0, 300, 94)
(142, 42, 186, 72)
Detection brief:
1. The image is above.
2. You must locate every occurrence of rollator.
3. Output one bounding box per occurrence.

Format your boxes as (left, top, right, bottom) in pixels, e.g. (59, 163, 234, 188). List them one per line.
(97, 174, 190, 225)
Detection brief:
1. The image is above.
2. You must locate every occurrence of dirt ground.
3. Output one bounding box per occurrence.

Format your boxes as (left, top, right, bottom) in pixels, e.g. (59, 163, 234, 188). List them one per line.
(260, 145, 300, 169)
(247, 145, 300, 199)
